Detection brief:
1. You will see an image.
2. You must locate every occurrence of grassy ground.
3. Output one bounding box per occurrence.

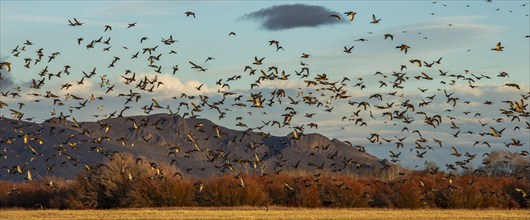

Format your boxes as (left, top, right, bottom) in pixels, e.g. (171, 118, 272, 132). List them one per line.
(1, 207, 529, 219)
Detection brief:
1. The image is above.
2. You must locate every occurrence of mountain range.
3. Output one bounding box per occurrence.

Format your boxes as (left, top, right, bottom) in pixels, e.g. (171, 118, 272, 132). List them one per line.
(0, 114, 399, 181)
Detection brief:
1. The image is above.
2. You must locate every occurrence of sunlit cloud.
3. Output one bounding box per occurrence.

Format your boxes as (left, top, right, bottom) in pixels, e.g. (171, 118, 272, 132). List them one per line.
(134, 73, 216, 99)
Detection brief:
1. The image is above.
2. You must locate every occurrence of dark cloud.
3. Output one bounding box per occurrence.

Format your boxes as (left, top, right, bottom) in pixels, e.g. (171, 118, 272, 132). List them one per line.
(240, 4, 345, 31)
(0, 72, 14, 90)
(0, 57, 31, 90)
(0, 57, 14, 90)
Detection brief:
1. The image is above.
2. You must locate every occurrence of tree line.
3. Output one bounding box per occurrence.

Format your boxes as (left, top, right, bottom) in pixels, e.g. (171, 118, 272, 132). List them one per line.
(0, 150, 528, 209)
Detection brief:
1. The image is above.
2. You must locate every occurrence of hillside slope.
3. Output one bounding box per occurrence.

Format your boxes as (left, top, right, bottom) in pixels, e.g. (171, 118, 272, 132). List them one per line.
(0, 114, 398, 181)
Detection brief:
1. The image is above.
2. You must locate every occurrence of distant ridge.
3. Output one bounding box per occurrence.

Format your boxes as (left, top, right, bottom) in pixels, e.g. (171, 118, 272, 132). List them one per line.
(0, 114, 400, 181)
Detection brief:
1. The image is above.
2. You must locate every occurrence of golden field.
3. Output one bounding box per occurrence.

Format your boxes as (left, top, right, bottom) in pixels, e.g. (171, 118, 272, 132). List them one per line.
(1, 207, 529, 220)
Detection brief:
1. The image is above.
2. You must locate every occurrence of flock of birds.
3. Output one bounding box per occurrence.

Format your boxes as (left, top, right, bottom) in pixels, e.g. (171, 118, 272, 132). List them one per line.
(0, 1, 529, 195)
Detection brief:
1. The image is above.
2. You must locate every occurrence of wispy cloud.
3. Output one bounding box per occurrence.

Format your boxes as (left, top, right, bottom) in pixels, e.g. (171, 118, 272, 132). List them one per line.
(94, 5, 171, 17)
(301, 15, 506, 82)
(1, 14, 144, 28)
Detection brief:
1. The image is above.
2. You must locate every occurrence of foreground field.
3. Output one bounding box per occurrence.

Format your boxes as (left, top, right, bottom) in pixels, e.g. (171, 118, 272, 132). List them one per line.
(1, 208, 529, 220)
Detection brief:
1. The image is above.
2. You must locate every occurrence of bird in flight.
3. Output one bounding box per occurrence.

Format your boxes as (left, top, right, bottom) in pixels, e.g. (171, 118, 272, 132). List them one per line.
(0, 62, 11, 72)
(396, 44, 411, 54)
(68, 18, 83, 26)
(185, 11, 196, 18)
(344, 11, 357, 21)
(343, 46, 354, 53)
(330, 14, 341, 20)
(253, 56, 265, 65)
(189, 61, 207, 72)
(370, 14, 381, 24)
(491, 42, 504, 51)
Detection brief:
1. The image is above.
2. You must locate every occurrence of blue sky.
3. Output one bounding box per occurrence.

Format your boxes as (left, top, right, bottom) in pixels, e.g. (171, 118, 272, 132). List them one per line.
(1, 1, 529, 169)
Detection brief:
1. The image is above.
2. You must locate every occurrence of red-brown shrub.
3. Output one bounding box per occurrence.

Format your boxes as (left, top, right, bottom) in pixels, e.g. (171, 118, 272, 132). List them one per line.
(1, 158, 529, 209)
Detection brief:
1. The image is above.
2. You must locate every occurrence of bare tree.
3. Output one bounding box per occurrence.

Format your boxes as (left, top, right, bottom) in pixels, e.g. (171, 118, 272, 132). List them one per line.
(479, 150, 530, 180)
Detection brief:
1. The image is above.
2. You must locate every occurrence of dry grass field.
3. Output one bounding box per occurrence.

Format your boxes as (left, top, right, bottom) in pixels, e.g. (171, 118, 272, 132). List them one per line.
(1, 207, 529, 220)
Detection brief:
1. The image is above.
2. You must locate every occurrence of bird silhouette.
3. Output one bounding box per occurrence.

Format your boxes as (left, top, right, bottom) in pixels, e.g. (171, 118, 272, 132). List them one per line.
(491, 42, 504, 51)
(185, 11, 196, 18)
(343, 46, 354, 53)
(344, 11, 357, 21)
(370, 14, 381, 24)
